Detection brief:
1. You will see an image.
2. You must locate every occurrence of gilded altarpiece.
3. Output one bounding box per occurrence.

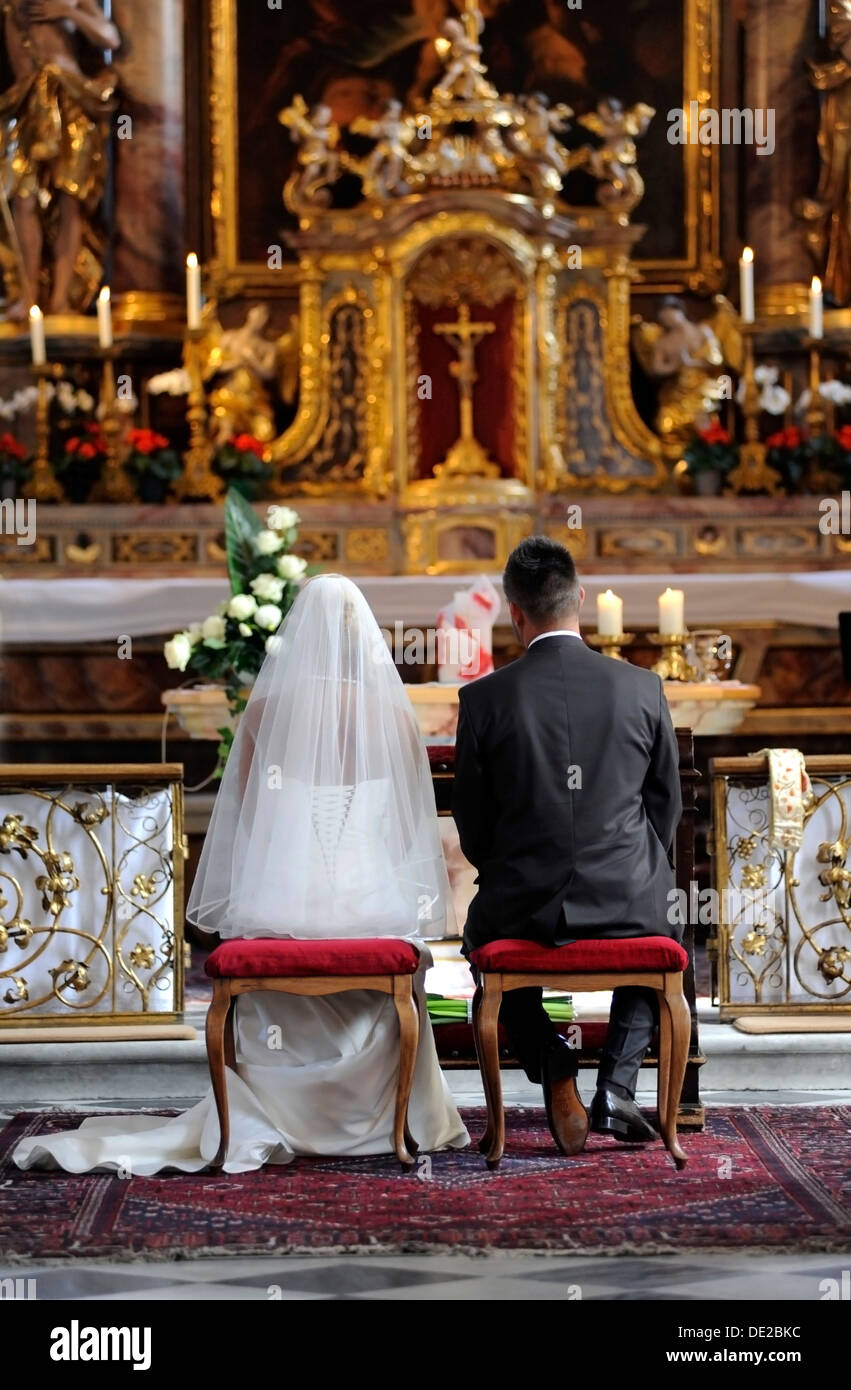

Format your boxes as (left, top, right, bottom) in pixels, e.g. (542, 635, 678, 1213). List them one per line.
(206, 0, 688, 572)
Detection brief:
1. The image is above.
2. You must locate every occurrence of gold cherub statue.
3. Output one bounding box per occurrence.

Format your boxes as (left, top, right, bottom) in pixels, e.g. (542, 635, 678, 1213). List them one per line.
(349, 100, 417, 201)
(280, 95, 340, 214)
(577, 98, 655, 217)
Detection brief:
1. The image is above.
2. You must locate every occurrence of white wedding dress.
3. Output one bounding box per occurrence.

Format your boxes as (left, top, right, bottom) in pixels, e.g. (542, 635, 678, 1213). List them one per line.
(13, 578, 469, 1175)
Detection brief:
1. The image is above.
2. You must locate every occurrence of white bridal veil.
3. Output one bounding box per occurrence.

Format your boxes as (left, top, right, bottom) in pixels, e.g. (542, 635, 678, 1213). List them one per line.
(187, 574, 453, 940)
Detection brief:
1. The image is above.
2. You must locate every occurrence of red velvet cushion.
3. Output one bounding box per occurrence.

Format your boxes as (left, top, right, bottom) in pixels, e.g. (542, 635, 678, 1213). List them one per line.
(205, 937, 420, 980)
(469, 936, 689, 974)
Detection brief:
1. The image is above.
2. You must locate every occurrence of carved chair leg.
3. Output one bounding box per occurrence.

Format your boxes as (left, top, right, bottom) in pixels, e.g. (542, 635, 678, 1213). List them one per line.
(392, 976, 419, 1169)
(404, 985, 422, 1157)
(477, 976, 505, 1170)
(658, 973, 690, 1171)
(471, 984, 494, 1154)
(206, 978, 233, 1170)
(656, 984, 670, 1134)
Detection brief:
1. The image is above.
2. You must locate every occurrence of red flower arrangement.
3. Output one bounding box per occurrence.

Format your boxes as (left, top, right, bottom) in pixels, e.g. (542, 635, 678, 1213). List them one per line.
(55, 424, 109, 502)
(0, 430, 31, 490)
(213, 433, 273, 500)
(128, 428, 170, 456)
(123, 427, 181, 501)
(682, 422, 739, 479)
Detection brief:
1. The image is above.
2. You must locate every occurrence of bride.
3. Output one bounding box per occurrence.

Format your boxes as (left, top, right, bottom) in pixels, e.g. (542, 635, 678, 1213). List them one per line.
(13, 575, 469, 1174)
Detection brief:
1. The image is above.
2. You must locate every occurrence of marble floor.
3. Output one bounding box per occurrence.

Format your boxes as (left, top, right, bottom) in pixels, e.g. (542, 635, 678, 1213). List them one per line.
(1, 1252, 848, 1302)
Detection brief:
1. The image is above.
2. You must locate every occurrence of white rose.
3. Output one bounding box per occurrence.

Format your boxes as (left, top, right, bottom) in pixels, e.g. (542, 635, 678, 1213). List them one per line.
(187, 623, 204, 645)
(267, 505, 299, 532)
(227, 593, 257, 621)
(255, 529, 284, 556)
(164, 633, 192, 671)
(254, 603, 283, 632)
(202, 614, 227, 641)
(276, 554, 307, 581)
(238, 622, 252, 637)
(265, 634, 283, 655)
(250, 573, 285, 603)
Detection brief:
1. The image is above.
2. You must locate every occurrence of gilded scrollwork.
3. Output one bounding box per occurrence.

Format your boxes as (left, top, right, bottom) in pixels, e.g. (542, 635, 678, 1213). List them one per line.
(0, 778, 182, 1028)
(715, 766, 851, 1016)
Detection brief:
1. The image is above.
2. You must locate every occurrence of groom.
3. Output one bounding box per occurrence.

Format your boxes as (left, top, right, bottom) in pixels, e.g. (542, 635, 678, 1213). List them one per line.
(453, 537, 683, 1156)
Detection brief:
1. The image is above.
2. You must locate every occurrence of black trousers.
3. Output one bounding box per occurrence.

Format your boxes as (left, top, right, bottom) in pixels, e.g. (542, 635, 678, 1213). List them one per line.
(497, 983, 659, 1097)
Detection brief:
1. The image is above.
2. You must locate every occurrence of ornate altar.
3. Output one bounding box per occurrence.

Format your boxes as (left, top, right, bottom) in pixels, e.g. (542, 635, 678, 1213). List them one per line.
(211, 0, 668, 574)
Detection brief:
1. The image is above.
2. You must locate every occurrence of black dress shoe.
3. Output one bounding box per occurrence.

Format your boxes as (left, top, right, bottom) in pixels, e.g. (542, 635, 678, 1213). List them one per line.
(590, 1087, 658, 1144)
(541, 1043, 588, 1156)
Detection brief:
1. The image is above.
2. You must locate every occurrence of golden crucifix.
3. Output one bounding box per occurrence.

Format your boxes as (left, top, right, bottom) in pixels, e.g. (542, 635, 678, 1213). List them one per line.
(432, 301, 501, 478)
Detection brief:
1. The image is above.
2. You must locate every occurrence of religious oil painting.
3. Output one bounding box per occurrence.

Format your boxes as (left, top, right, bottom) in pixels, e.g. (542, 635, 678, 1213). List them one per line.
(212, 0, 718, 285)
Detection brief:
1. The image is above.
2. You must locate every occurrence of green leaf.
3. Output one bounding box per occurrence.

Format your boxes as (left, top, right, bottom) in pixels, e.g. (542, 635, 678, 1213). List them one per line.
(224, 487, 263, 596)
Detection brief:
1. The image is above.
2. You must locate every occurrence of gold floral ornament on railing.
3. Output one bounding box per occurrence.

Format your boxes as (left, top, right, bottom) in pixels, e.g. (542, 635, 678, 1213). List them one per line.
(714, 759, 851, 1016)
(0, 773, 183, 1030)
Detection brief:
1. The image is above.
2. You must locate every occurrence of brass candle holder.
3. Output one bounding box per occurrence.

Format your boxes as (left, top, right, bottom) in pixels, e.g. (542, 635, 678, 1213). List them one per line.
(650, 633, 698, 682)
(726, 329, 782, 496)
(173, 326, 224, 502)
(98, 347, 135, 503)
(30, 363, 64, 503)
(587, 632, 635, 661)
(804, 338, 827, 437)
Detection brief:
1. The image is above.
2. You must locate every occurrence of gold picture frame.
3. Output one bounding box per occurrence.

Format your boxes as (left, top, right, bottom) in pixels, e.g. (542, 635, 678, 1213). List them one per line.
(206, 0, 723, 297)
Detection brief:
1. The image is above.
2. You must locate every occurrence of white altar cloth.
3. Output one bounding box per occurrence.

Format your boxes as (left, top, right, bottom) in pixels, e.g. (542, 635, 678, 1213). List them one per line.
(0, 571, 844, 644)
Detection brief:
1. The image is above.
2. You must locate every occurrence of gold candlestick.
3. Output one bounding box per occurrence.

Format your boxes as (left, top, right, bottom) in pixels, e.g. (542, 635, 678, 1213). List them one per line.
(802, 338, 839, 492)
(726, 330, 782, 496)
(805, 340, 827, 437)
(98, 349, 135, 503)
(650, 633, 697, 682)
(587, 632, 635, 661)
(173, 327, 224, 501)
(30, 364, 64, 503)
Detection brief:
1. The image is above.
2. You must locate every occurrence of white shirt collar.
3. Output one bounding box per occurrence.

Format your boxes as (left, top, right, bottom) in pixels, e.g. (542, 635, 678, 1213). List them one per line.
(528, 630, 583, 649)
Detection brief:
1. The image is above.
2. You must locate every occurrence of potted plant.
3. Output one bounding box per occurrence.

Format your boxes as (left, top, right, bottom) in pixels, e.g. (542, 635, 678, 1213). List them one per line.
(163, 489, 308, 773)
(123, 428, 182, 504)
(212, 434, 273, 500)
(0, 432, 31, 500)
(54, 423, 109, 503)
(682, 423, 738, 496)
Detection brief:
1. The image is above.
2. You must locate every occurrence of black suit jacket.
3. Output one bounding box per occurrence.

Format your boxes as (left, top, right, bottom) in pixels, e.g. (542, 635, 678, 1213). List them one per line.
(452, 635, 682, 954)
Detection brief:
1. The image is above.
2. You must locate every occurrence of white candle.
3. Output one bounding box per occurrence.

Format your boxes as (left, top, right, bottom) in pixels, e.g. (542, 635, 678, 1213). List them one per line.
(29, 305, 46, 366)
(186, 253, 202, 330)
(597, 589, 623, 637)
(810, 276, 824, 340)
(739, 247, 755, 325)
(659, 587, 685, 636)
(97, 286, 113, 349)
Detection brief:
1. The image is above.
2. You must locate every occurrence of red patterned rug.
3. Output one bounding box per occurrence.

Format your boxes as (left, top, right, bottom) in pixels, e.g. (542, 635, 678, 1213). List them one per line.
(1, 1107, 849, 1260)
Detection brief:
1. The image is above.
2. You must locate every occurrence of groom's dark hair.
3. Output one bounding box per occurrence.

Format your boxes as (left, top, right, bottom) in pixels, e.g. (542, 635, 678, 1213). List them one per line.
(503, 536, 581, 623)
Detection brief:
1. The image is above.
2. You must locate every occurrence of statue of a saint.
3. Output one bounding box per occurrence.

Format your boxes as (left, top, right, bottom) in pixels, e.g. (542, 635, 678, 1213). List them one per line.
(632, 296, 739, 448)
(800, 1, 851, 304)
(0, 0, 119, 320)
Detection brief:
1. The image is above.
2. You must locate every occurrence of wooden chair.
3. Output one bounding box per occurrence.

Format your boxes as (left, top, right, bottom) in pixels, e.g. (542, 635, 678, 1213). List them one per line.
(468, 724, 699, 1173)
(203, 936, 421, 1169)
(470, 934, 691, 1171)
